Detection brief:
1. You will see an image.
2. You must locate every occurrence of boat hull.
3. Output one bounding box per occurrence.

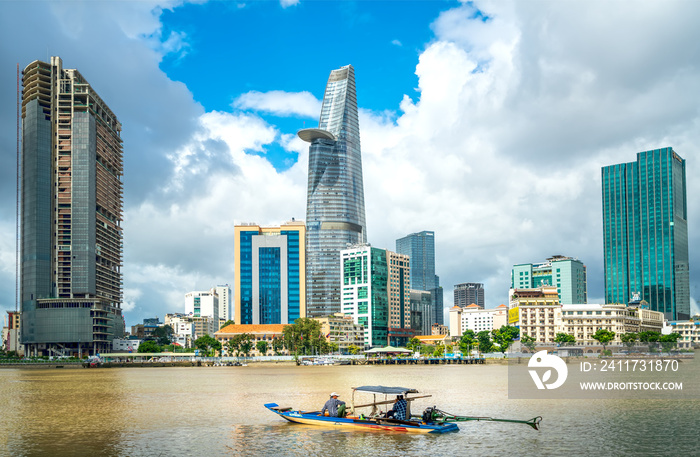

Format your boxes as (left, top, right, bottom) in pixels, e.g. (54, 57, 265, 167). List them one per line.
(265, 403, 459, 434)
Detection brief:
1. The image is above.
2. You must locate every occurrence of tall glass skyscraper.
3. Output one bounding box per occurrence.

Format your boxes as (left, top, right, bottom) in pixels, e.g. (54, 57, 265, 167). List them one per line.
(301, 65, 366, 318)
(602, 148, 689, 320)
(21, 57, 124, 356)
(396, 231, 443, 325)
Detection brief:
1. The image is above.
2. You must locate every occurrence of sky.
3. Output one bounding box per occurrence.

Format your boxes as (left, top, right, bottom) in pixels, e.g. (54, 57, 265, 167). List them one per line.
(1, 0, 700, 328)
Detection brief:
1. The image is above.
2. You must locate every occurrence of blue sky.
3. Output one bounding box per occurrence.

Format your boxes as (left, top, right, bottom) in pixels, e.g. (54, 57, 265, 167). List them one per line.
(1, 0, 700, 327)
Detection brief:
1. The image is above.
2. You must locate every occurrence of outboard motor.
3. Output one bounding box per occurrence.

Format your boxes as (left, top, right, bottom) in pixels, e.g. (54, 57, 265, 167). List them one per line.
(422, 407, 436, 423)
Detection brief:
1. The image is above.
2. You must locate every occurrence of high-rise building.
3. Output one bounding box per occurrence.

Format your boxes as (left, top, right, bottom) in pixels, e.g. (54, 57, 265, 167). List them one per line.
(511, 255, 587, 305)
(234, 220, 306, 325)
(20, 57, 124, 357)
(602, 148, 689, 320)
(301, 65, 367, 318)
(454, 283, 485, 308)
(386, 251, 414, 346)
(215, 285, 231, 322)
(410, 290, 432, 336)
(396, 231, 443, 325)
(340, 245, 389, 348)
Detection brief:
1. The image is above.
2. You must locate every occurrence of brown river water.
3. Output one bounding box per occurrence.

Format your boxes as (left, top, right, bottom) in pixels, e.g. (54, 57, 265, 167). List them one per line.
(1, 363, 698, 456)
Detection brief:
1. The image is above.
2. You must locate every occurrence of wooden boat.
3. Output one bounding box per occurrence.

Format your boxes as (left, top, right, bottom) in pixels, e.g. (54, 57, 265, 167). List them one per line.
(265, 385, 541, 433)
(265, 385, 458, 434)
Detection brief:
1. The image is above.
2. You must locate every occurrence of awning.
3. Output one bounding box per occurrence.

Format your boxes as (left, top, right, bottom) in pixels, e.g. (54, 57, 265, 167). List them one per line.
(363, 345, 413, 354)
(352, 386, 418, 395)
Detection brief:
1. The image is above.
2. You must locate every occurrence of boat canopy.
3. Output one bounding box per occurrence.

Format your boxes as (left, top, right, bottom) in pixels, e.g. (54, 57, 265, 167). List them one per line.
(352, 386, 419, 395)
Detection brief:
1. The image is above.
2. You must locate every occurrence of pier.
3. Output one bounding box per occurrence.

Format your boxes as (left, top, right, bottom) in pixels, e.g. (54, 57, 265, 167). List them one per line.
(359, 357, 485, 365)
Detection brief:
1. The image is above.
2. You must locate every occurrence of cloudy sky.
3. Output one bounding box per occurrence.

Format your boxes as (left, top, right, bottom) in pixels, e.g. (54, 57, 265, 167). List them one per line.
(1, 0, 699, 327)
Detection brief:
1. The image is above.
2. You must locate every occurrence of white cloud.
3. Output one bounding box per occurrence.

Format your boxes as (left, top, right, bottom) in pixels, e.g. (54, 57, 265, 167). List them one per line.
(280, 0, 300, 8)
(391, 39, 402, 47)
(234, 90, 321, 118)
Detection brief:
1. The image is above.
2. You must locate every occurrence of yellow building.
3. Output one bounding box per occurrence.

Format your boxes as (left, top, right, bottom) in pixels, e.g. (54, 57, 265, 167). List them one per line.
(215, 324, 288, 356)
(313, 313, 365, 353)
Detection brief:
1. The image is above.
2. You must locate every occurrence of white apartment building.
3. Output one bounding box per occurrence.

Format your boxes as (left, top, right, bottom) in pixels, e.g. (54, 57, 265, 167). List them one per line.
(215, 285, 231, 322)
(112, 338, 141, 352)
(663, 320, 700, 349)
(449, 304, 508, 337)
(185, 289, 219, 320)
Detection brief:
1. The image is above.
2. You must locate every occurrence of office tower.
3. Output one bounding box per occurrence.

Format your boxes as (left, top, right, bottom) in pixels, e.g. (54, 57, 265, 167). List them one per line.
(396, 231, 443, 325)
(510, 255, 587, 305)
(602, 148, 689, 320)
(20, 57, 124, 357)
(234, 220, 306, 325)
(454, 282, 485, 308)
(340, 245, 389, 348)
(387, 251, 413, 346)
(301, 65, 366, 318)
(215, 285, 231, 322)
(410, 290, 432, 336)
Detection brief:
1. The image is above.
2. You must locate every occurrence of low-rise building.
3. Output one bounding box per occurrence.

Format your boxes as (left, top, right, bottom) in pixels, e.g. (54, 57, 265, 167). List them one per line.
(663, 321, 700, 349)
(3, 311, 23, 355)
(112, 338, 142, 352)
(214, 324, 288, 356)
(431, 324, 448, 335)
(313, 313, 365, 353)
(449, 304, 508, 337)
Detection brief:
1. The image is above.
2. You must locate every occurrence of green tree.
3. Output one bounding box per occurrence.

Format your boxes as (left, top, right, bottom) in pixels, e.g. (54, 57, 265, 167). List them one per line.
(620, 333, 638, 350)
(271, 337, 284, 355)
(492, 325, 520, 355)
(458, 330, 476, 355)
(226, 337, 240, 357)
(592, 329, 616, 352)
(659, 333, 681, 353)
(554, 333, 576, 345)
(520, 334, 537, 352)
(638, 331, 662, 351)
(256, 340, 269, 356)
(283, 318, 324, 356)
(348, 344, 362, 356)
(239, 334, 254, 358)
(476, 330, 493, 353)
(406, 337, 422, 353)
(219, 320, 235, 330)
(194, 335, 222, 356)
(152, 325, 174, 346)
(138, 340, 161, 353)
(433, 345, 445, 357)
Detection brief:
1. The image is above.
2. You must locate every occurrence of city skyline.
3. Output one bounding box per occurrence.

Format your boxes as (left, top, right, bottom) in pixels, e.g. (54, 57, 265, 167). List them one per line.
(1, 1, 700, 327)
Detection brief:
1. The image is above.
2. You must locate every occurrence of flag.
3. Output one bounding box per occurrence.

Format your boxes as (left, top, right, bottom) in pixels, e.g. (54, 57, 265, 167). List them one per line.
(326, 332, 330, 338)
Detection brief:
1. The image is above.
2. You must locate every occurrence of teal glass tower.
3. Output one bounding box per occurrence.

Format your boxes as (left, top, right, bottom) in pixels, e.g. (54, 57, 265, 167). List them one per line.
(602, 148, 689, 320)
(301, 65, 367, 318)
(396, 231, 443, 325)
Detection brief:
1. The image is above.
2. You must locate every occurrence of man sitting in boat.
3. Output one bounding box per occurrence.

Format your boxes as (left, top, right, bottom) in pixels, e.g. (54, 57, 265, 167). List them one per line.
(385, 395, 407, 420)
(320, 392, 346, 417)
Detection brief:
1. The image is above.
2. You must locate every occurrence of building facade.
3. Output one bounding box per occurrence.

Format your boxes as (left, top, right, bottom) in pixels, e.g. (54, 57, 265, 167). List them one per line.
(234, 221, 305, 325)
(396, 231, 443, 325)
(313, 313, 365, 354)
(302, 65, 367, 318)
(216, 285, 231, 322)
(410, 290, 432, 336)
(20, 57, 124, 357)
(340, 245, 389, 348)
(602, 148, 690, 320)
(3, 311, 23, 355)
(449, 304, 508, 338)
(386, 251, 414, 346)
(663, 320, 700, 349)
(185, 289, 219, 320)
(215, 324, 288, 356)
(511, 255, 587, 304)
(454, 283, 485, 308)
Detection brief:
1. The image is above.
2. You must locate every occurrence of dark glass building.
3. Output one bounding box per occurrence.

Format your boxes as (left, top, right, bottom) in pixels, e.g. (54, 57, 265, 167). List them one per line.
(21, 57, 124, 356)
(301, 65, 367, 318)
(454, 282, 485, 308)
(602, 148, 689, 320)
(396, 231, 443, 325)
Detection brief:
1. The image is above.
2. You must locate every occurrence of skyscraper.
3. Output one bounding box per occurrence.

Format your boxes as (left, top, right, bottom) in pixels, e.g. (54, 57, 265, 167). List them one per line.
(301, 65, 366, 317)
(510, 255, 587, 305)
(234, 221, 306, 325)
(454, 282, 485, 308)
(20, 57, 124, 356)
(602, 148, 689, 320)
(396, 231, 443, 325)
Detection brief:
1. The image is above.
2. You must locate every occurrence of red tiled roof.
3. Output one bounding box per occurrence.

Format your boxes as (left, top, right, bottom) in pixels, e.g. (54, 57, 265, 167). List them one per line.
(215, 324, 288, 336)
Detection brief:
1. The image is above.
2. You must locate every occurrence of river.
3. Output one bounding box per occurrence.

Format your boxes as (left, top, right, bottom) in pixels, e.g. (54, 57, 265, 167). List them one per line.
(0, 363, 698, 456)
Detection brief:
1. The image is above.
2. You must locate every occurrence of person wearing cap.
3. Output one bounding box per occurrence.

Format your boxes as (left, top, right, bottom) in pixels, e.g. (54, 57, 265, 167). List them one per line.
(320, 392, 346, 417)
